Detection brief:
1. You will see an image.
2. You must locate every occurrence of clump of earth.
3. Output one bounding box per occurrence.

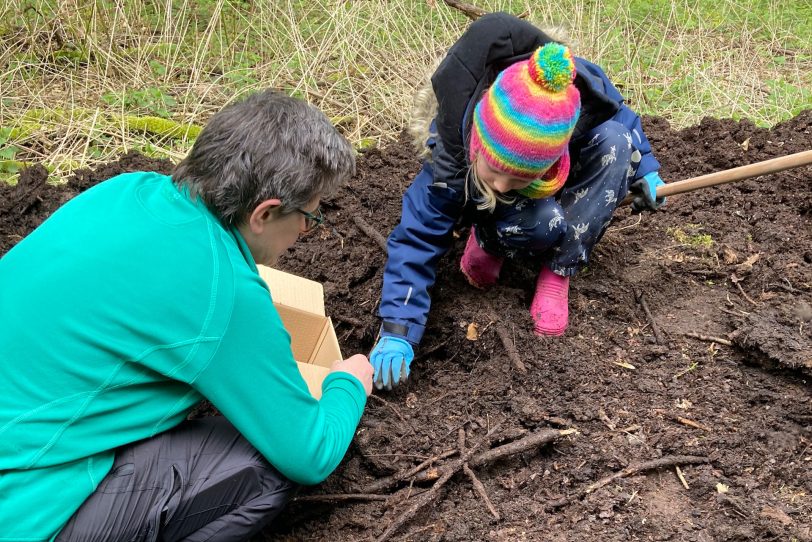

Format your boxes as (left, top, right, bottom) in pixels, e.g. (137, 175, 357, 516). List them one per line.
(2, 111, 810, 541)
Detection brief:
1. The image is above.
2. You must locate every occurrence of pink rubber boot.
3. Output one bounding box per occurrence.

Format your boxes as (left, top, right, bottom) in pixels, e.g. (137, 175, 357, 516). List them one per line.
(460, 227, 504, 289)
(530, 267, 570, 336)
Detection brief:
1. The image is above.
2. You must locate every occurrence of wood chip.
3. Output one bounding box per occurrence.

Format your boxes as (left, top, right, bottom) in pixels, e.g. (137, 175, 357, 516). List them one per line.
(675, 465, 690, 489)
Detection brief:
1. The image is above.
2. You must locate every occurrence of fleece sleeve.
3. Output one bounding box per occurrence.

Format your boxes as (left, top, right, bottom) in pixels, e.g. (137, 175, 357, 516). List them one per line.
(192, 274, 367, 486)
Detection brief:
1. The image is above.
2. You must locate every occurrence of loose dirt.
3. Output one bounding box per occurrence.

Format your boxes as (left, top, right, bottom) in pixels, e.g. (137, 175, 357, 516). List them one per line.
(2, 112, 810, 541)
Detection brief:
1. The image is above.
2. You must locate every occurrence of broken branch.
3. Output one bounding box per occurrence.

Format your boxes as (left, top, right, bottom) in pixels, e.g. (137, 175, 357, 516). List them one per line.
(684, 332, 732, 346)
(675, 465, 690, 489)
(441, 0, 488, 19)
(375, 426, 576, 540)
(547, 454, 710, 509)
(375, 425, 501, 542)
(469, 428, 577, 468)
(369, 394, 414, 432)
(494, 324, 527, 374)
(635, 290, 665, 345)
(352, 215, 388, 252)
(360, 428, 575, 506)
(734, 281, 759, 306)
(585, 455, 709, 494)
(360, 449, 458, 494)
(654, 408, 712, 432)
(460, 428, 501, 520)
(464, 463, 500, 520)
(293, 493, 390, 503)
(333, 314, 365, 328)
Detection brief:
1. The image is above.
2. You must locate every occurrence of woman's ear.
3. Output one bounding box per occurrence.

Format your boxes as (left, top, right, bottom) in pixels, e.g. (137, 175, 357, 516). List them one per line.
(246, 199, 282, 234)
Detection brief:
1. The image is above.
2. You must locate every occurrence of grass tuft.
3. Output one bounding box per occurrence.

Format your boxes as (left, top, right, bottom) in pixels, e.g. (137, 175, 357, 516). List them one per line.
(0, 0, 809, 182)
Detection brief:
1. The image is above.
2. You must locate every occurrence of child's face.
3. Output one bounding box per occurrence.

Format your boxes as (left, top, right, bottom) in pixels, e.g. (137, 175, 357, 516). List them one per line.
(474, 155, 535, 194)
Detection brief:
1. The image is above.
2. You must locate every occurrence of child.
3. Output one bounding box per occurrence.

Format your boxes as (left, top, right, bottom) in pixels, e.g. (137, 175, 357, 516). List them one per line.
(370, 13, 666, 390)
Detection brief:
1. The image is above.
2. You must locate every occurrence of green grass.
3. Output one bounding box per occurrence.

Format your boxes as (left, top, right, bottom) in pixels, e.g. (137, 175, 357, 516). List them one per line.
(667, 224, 715, 249)
(0, 0, 810, 182)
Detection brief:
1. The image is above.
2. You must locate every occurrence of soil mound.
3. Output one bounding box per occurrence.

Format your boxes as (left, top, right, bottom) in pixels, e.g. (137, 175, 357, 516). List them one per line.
(1, 113, 810, 541)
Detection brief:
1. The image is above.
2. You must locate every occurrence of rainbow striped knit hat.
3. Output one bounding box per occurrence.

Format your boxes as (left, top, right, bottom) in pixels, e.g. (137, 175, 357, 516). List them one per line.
(469, 42, 581, 199)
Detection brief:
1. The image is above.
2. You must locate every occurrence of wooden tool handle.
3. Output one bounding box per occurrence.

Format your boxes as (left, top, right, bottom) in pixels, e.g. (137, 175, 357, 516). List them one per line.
(620, 149, 812, 206)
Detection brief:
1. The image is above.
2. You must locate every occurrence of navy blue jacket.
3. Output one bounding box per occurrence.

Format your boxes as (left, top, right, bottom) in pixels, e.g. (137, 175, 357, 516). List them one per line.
(378, 13, 660, 345)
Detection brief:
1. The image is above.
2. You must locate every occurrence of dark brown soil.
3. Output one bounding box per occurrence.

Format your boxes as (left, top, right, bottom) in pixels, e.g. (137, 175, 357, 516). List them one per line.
(2, 114, 810, 541)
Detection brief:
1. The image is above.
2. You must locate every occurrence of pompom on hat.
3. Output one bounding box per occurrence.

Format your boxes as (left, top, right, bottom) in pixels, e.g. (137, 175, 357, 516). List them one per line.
(469, 42, 581, 199)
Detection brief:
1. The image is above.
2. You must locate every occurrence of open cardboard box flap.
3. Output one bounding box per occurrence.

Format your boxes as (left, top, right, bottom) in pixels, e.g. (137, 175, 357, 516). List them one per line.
(257, 265, 341, 399)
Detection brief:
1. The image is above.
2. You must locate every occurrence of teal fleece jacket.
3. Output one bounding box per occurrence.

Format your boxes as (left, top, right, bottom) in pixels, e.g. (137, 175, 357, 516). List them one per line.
(0, 172, 367, 541)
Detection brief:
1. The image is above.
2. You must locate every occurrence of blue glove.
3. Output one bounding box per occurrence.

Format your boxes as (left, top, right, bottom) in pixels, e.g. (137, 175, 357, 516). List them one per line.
(370, 335, 414, 391)
(630, 172, 666, 212)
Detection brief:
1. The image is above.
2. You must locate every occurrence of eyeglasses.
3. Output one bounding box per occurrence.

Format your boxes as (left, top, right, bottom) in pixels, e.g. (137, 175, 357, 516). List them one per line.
(296, 207, 324, 232)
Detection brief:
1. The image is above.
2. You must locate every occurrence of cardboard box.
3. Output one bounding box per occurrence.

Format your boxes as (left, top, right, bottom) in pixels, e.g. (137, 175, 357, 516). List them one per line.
(257, 265, 342, 399)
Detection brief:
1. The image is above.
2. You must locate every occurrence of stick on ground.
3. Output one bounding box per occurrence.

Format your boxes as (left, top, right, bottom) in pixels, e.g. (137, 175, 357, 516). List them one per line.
(360, 449, 458, 495)
(440, 0, 488, 19)
(635, 290, 665, 345)
(293, 493, 389, 503)
(684, 332, 733, 346)
(375, 426, 577, 541)
(546, 454, 710, 509)
(459, 428, 501, 520)
(494, 324, 527, 374)
(352, 215, 388, 252)
(375, 425, 500, 542)
(369, 394, 414, 431)
(333, 314, 365, 328)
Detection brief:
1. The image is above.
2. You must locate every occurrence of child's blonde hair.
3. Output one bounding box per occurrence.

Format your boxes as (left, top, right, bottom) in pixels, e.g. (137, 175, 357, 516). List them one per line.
(407, 58, 441, 160)
(409, 75, 513, 213)
(466, 154, 516, 212)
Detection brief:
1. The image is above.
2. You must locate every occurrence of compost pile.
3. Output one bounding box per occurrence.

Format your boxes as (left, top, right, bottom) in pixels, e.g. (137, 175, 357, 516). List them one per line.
(1, 112, 810, 542)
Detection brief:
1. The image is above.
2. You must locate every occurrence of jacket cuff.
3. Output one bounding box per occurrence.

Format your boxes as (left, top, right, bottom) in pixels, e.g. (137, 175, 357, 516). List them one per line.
(381, 321, 424, 346)
(635, 154, 660, 182)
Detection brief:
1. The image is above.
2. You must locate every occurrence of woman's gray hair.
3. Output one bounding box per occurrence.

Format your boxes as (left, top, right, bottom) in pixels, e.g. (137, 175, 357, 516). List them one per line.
(172, 90, 355, 226)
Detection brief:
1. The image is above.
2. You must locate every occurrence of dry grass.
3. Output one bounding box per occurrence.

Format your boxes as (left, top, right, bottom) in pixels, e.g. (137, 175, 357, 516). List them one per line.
(1, 0, 809, 181)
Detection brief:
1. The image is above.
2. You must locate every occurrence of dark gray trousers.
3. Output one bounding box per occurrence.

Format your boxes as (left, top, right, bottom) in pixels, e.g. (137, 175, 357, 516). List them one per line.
(56, 416, 295, 542)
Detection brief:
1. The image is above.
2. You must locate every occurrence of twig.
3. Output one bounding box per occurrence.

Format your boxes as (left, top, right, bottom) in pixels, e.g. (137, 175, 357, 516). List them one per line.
(375, 461, 455, 541)
(362, 428, 574, 500)
(352, 215, 388, 252)
(333, 314, 365, 328)
(293, 493, 390, 503)
(717, 494, 752, 519)
(306, 429, 577, 538)
(675, 466, 690, 489)
(360, 449, 457, 494)
(735, 281, 758, 306)
(468, 428, 576, 468)
(464, 464, 500, 519)
(369, 394, 413, 431)
(494, 324, 527, 374)
(720, 307, 750, 317)
(424, 391, 453, 408)
(546, 455, 709, 509)
(684, 332, 733, 346)
(654, 409, 712, 432)
(460, 429, 501, 520)
(673, 416, 711, 432)
(635, 290, 665, 345)
(441, 0, 488, 19)
(375, 424, 503, 542)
